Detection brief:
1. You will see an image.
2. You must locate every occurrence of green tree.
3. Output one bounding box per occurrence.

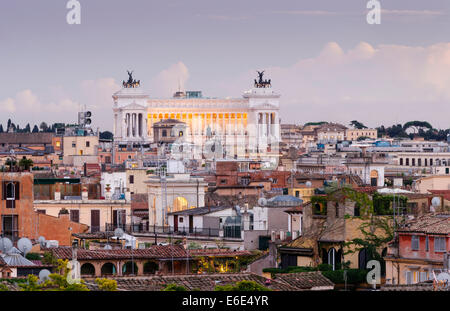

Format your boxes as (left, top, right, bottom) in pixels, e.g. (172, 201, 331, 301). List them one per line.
(19, 158, 33, 171)
(19, 275, 43, 291)
(40, 122, 48, 132)
(350, 120, 368, 129)
(32, 125, 39, 133)
(95, 278, 117, 291)
(162, 283, 187, 291)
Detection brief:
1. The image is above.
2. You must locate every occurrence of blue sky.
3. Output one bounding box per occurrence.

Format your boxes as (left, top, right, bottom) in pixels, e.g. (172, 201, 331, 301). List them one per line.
(0, 0, 449, 131)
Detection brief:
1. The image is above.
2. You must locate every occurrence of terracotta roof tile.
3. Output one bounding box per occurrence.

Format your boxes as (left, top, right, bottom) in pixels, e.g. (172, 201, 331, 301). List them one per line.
(189, 249, 253, 257)
(48, 245, 190, 260)
(273, 272, 334, 290)
(397, 212, 450, 235)
(85, 273, 294, 291)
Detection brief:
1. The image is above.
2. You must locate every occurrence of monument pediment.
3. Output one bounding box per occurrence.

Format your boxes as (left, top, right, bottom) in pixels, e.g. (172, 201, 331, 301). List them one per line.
(121, 101, 147, 110)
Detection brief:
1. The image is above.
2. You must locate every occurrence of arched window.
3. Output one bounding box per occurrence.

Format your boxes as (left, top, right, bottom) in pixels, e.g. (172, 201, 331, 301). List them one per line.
(80, 263, 95, 276)
(354, 203, 361, 216)
(358, 248, 370, 270)
(144, 261, 159, 274)
(122, 261, 138, 275)
(336, 249, 342, 269)
(101, 262, 117, 275)
(328, 248, 336, 271)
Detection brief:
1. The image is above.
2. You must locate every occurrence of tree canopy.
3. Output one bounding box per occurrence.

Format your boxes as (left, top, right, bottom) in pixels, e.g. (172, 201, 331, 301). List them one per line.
(350, 120, 368, 129)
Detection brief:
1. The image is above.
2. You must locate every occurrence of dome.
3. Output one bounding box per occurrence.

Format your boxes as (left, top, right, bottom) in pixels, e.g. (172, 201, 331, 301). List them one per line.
(267, 195, 303, 207)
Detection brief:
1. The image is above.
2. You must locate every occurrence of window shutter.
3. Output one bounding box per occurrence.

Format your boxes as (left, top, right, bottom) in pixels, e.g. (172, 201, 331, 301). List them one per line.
(2, 181, 5, 200)
(15, 182, 20, 200)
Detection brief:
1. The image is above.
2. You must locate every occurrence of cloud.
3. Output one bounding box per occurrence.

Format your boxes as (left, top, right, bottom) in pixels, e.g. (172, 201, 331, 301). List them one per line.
(0, 79, 120, 131)
(151, 62, 190, 97)
(218, 41, 450, 129)
(0, 97, 16, 113)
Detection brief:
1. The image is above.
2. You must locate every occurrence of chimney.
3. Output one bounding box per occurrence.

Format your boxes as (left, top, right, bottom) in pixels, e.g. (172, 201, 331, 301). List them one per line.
(54, 183, 61, 201)
(125, 188, 131, 202)
(58, 208, 70, 220)
(81, 186, 88, 201)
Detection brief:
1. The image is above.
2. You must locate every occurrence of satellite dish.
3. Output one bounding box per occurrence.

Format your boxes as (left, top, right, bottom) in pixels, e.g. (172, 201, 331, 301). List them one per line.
(431, 197, 441, 207)
(17, 237, 33, 256)
(38, 269, 51, 283)
(104, 244, 112, 250)
(38, 236, 47, 248)
(114, 228, 124, 238)
(0, 237, 13, 253)
(258, 197, 267, 206)
(306, 181, 312, 188)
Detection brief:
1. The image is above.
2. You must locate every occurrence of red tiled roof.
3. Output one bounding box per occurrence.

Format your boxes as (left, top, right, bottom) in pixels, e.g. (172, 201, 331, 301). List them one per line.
(189, 249, 253, 257)
(84, 273, 295, 291)
(273, 272, 334, 290)
(397, 212, 450, 235)
(48, 245, 190, 260)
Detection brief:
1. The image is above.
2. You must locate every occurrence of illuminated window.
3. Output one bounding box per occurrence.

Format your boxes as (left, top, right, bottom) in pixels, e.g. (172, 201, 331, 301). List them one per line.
(173, 197, 188, 212)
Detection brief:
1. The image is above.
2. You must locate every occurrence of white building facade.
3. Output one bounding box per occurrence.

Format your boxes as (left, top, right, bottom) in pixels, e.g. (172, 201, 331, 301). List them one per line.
(112, 72, 281, 165)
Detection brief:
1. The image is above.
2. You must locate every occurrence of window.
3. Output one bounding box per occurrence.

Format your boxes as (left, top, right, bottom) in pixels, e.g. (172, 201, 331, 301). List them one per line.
(129, 175, 134, 184)
(37, 210, 46, 214)
(179, 217, 183, 223)
(412, 158, 416, 166)
(295, 191, 300, 198)
(405, 271, 412, 284)
(86, 141, 90, 147)
(419, 272, 428, 282)
(434, 237, 446, 252)
(2, 215, 19, 240)
(3, 182, 20, 208)
(220, 179, 227, 185)
(400, 158, 403, 166)
(72, 142, 76, 148)
(162, 130, 167, 137)
(425, 236, 429, 252)
(411, 235, 419, 250)
(406, 158, 409, 166)
(70, 210, 80, 223)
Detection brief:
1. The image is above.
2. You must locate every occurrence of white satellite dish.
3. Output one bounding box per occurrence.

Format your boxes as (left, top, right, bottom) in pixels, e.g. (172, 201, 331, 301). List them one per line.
(17, 237, 33, 256)
(103, 244, 112, 250)
(431, 197, 441, 207)
(431, 197, 441, 212)
(38, 269, 51, 283)
(0, 237, 13, 253)
(114, 228, 124, 238)
(258, 197, 267, 206)
(38, 236, 47, 248)
(306, 181, 312, 188)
